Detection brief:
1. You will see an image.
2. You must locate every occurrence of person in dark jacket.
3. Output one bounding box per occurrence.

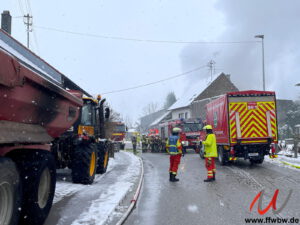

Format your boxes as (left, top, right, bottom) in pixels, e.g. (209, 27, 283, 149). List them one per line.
(166, 127, 183, 182)
(131, 135, 137, 154)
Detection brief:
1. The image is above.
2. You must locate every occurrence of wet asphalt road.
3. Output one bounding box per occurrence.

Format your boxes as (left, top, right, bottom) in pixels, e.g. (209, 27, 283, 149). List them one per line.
(125, 151, 300, 225)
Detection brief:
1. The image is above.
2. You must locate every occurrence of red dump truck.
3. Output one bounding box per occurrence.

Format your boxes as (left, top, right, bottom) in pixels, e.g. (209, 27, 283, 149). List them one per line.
(202, 90, 278, 165)
(0, 29, 109, 225)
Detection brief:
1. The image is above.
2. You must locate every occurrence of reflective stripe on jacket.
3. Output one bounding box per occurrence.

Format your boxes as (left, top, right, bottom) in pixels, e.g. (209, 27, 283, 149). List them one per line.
(166, 135, 182, 155)
(203, 133, 217, 158)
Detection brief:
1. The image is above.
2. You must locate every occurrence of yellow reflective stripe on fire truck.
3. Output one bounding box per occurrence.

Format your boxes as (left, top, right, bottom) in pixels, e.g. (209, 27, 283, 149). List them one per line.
(229, 101, 277, 143)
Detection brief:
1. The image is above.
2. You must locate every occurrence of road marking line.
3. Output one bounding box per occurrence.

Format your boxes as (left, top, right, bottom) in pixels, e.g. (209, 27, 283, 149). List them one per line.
(278, 160, 300, 169)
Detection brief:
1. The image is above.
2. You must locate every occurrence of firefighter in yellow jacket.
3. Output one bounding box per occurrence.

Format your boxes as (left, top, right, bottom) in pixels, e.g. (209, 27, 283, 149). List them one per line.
(166, 127, 183, 182)
(202, 125, 217, 182)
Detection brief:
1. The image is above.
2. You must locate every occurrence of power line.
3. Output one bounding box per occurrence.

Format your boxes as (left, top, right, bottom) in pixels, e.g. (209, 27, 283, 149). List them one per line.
(102, 65, 207, 95)
(17, 0, 25, 15)
(33, 25, 260, 45)
(32, 30, 40, 54)
(25, 0, 32, 15)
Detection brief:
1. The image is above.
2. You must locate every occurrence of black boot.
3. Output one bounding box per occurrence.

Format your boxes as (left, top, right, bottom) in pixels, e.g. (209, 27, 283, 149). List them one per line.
(212, 172, 216, 180)
(170, 174, 179, 182)
(169, 172, 172, 181)
(204, 178, 214, 182)
(173, 175, 179, 182)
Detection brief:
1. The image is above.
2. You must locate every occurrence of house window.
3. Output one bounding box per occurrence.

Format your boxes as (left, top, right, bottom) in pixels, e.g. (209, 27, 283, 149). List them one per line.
(185, 112, 188, 119)
(178, 113, 184, 118)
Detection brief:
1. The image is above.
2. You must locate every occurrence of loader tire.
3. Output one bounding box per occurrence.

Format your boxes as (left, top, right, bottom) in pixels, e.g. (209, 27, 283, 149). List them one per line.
(97, 150, 109, 174)
(218, 146, 228, 165)
(14, 150, 56, 225)
(72, 144, 97, 184)
(0, 157, 22, 225)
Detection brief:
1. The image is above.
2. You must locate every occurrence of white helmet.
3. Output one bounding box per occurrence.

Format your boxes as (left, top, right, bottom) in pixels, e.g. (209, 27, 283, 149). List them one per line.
(172, 127, 181, 133)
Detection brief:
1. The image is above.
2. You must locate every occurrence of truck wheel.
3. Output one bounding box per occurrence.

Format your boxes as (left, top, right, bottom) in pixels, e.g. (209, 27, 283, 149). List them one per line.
(72, 144, 97, 184)
(15, 150, 56, 225)
(218, 146, 228, 165)
(0, 157, 22, 225)
(250, 157, 264, 164)
(121, 144, 125, 150)
(256, 157, 264, 164)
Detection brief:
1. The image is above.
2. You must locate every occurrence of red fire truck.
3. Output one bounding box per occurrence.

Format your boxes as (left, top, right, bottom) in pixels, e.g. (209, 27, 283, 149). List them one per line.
(159, 119, 204, 153)
(148, 128, 159, 137)
(202, 90, 278, 165)
(111, 122, 126, 150)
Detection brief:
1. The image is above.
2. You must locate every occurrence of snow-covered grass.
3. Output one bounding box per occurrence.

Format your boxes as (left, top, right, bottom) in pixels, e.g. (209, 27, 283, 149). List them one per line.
(54, 157, 117, 204)
(70, 152, 141, 225)
(265, 154, 300, 171)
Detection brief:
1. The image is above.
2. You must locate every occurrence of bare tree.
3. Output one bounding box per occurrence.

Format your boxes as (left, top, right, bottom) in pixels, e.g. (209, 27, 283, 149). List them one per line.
(142, 102, 159, 116)
(124, 115, 133, 129)
(163, 92, 177, 109)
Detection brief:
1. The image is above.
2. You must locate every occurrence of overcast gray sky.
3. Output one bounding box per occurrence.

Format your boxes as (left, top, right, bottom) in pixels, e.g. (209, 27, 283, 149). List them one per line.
(1, 0, 299, 124)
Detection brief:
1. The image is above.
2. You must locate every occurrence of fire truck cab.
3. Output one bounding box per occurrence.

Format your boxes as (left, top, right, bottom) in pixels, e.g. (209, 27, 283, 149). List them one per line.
(159, 119, 204, 153)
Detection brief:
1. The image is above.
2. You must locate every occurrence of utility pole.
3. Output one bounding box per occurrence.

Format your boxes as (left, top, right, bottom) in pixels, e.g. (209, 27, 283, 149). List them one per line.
(254, 35, 265, 91)
(207, 60, 216, 81)
(23, 14, 32, 49)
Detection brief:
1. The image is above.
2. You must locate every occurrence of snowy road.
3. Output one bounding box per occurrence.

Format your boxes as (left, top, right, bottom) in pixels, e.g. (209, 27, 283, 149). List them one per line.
(125, 152, 300, 225)
(44, 151, 141, 225)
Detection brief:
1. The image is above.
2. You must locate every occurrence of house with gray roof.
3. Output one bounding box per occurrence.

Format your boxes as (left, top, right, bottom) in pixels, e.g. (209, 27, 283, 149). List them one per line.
(148, 73, 239, 128)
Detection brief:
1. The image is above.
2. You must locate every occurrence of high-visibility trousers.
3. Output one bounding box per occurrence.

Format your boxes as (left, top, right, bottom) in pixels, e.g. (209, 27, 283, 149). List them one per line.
(205, 157, 216, 178)
(169, 154, 181, 175)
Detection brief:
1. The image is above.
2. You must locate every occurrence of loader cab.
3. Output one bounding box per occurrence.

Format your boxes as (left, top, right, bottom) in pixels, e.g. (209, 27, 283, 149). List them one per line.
(77, 97, 98, 136)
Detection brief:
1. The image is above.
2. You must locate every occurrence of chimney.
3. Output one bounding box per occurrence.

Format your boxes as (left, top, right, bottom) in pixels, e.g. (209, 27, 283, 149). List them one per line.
(1, 10, 12, 35)
(225, 74, 231, 81)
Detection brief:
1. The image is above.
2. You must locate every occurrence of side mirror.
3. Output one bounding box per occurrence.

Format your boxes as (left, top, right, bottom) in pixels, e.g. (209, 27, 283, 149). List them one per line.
(105, 108, 110, 119)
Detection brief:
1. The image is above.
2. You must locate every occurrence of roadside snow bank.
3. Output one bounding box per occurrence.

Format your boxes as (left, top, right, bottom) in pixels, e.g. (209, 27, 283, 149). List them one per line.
(265, 155, 300, 171)
(71, 152, 141, 225)
(54, 157, 117, 204)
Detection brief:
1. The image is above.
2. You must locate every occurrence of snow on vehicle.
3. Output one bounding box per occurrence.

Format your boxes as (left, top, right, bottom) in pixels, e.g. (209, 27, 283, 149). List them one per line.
(203, 90, 278, 165)
(0, 29, 109, 225)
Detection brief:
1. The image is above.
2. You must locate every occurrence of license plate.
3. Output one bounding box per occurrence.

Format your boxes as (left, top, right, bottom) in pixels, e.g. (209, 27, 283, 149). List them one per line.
(248, 153, 259, 156)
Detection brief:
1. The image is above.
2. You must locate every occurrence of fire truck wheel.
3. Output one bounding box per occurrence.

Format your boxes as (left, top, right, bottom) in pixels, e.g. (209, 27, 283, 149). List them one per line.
(14, 150, 56, 225)
(250, 157, 264, 164)
(218, 146, 228, 165)
(72, 144, 97, 184)
(121, 143, 125, 150)
(0, 157, 22, 225)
